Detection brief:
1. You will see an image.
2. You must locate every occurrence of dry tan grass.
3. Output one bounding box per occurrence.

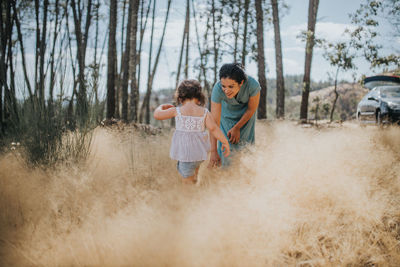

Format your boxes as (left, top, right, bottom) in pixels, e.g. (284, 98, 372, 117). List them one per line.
(1, 121, 400, 266)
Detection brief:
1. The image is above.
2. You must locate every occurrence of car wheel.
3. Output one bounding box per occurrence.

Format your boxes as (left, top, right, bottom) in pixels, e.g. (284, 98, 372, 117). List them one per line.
(357, 112, 365, 127)
(376, 110, 383, 127)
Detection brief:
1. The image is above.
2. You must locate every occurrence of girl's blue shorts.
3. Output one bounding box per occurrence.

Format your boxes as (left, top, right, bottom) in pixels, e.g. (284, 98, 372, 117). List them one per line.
(177, 161, 203, 178)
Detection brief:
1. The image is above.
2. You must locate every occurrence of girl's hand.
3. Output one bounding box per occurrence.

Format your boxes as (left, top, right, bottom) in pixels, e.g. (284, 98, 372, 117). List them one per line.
(154, 104, 177, 120)
(227, 126, 240, 144)
(161, 104, 175, 110)
(221, 143, 230, 157)
(208, 150, 221, 168)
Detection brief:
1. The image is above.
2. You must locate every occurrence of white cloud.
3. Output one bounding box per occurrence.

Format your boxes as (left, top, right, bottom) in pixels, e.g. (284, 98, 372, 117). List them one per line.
(281, 23, 307, 39)
(315, 22, 355, 42)
(283, 58, 303, 75)
(280, 22, 355, 43)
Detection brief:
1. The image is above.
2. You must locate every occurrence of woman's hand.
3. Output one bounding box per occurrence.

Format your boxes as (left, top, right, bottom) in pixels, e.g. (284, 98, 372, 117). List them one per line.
(227, 126, 240, 144)
(208, 150, 221, 168)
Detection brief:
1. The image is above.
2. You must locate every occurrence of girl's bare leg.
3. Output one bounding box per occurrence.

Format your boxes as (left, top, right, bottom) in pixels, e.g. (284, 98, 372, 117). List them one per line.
(182, 167, 200, 185)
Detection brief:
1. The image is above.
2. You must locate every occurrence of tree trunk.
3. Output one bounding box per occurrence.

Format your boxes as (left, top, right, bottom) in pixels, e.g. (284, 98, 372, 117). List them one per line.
(192, 0, 209, 99)
(330, 67, 340, 122)
(121, 0, 131, 122)
(12, 2, 33, 100)
(116, 0, 128, 120)
(38, 0, 49, 108)
(255, 0, 267, 119)
(6, 3, 18, 126)
(0, 1, 5, 133)
(66, 7, 78, 128)
(93, 0, 100, 118)
(211, 0, 219, 87)
(241, 0, 249, 67)
(300, 0, 319, 122)
(140, 0, 171, 124)
(203, 15, 211, 98)
(272, 0, 285, 119)
(175, 0, 190, 88)
(134, 0, 151, 122)
(0, 1, 12, 129)
(49, 0, 61, 113)
(145, 0, 172, 123)
(129, 0, 140, 122)
(34, 0, 40, 101)
(107, 0, 117, 119)
(139, 0, 156, 123)
(232, 0, 241, 63)
(184, 0, 190, 78)
(70, 0, 93, 122)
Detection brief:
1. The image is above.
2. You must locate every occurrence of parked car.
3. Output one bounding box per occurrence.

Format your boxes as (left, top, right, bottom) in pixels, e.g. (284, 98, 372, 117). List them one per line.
(357, 85, 400, 125)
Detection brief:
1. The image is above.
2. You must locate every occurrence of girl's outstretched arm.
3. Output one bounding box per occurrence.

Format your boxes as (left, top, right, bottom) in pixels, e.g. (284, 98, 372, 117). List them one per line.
(153, 104, 177, 120)
(205, 112, 230, 157)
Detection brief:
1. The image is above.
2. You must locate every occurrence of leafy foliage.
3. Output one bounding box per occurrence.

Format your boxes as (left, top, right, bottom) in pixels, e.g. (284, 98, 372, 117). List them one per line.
(323, 42, 356, 71)
(347, 0, 400, 68)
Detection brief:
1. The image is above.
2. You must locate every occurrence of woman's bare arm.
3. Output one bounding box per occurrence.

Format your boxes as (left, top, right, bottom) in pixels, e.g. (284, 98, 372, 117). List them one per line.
(227, 92, 260, 144)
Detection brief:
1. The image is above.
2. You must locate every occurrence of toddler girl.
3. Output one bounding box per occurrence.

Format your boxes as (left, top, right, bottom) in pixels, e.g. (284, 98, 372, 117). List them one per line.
(154, 79, 230, 184)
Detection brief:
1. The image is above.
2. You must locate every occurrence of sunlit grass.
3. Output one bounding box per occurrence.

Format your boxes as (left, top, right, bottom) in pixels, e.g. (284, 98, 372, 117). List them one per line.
(0, 121, 400, 266)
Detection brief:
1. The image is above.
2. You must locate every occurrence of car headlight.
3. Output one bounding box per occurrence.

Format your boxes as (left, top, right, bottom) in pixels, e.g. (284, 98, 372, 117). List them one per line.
(387, 102, 400, 109)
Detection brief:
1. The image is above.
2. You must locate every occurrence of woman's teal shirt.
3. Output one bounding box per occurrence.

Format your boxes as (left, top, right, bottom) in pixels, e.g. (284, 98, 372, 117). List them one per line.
(211, 75, 260, 164)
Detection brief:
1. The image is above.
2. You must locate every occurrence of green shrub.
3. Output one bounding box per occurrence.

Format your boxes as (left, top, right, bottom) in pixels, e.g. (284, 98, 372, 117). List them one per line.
(7, 97, 101, 168)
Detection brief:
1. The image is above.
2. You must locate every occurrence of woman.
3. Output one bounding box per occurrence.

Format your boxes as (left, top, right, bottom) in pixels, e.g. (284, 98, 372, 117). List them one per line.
(209, 63, 261, 166)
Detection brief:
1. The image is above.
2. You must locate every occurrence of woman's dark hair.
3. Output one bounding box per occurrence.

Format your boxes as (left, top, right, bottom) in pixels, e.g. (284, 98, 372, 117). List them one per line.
(219, 63, 247, 84)
(175, 79, 206, 106)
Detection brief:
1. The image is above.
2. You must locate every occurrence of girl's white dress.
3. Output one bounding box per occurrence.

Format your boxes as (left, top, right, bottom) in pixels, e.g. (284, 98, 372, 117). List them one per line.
(170, 107, 211, 162)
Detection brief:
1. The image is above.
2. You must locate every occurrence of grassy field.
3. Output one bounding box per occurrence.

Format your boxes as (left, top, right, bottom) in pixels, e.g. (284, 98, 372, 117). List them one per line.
(1, 121, 400, 266)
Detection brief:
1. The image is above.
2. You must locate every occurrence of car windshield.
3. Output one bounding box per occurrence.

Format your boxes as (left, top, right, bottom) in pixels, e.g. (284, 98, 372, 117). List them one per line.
(381, 87, 400, 98)
(364, 75, 400, 89)
(365, 81, 400, 89)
